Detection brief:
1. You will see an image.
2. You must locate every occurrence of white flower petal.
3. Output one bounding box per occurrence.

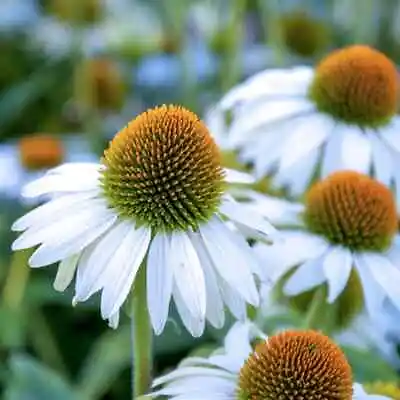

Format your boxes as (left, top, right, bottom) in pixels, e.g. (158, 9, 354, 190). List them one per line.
(253, 230, 328, 283)
(369, 132, 393, 186)
(380, 117, 400, 153)
(224, 168, 255, 184)
(28, 213, 117, 268)
(353, 253, 386, 316)
(322, 246, 352, 303)
(219, 278, 247, 321)
(172, 283, 205, 338)
(22, 172, 100, 198)
(170, 232, 206, 324)
(100, 226, 151, 318)
(229, 99, 313, 147)
(284, 252, 327, 296)
(108, 312, 120, 329)
(340, 126, 372, 174)
(13, 199, 112, 251)
(12, 191, 97, 232)
(220, 66, 313, 109)
(47, 162, 101, 176)
(365, 253, 400, 311)
(147, 233, 173, 335)
(74, 220, 132, 302)
(53, 253, 80, 292)
(188, 231, 225, 329)
(321, 125, 343, 178)
(223, 322, 253, 364)
(219, 197, 277, 238)
(279, 113, 334, 170)
(238, 190, 304, 226)
(199, 216, 259, 305)
(273, 146, 319, 197)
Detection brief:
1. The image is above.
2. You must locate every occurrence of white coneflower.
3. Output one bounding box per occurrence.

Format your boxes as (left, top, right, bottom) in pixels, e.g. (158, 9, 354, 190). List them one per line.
(250, 170, 400, 320)
(11, 105, 277, 336)
(151, 321, 387, 399)
(210, 45, 400, 202)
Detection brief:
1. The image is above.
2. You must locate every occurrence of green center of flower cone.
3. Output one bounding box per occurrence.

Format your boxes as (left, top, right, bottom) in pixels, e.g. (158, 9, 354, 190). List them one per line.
(303, 171, 397, 252)
(236, 331, 353, 400)
(101, 105, 225, 233)
(308, 45, 398, 128)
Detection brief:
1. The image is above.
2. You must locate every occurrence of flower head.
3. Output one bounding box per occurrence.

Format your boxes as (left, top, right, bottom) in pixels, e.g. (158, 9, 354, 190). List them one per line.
(12, 105, 277, 336)
(151, 322, 380, 399)
(309, 45, 398, 128)
(304, 171, 397, 252)
(102, 105, 225, 232)
(237, 330, 352, 399)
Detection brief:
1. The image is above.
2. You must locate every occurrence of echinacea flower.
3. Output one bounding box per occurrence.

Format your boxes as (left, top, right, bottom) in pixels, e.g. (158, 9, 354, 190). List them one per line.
(151, 321, 387, 399)
(11, 105, 277, 336)
(250, 171, 400, 320)
(210, 45, 400, 202)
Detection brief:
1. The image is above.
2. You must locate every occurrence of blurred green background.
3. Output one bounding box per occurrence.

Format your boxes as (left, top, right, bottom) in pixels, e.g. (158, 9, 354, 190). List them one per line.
(1, 0, 400, 399)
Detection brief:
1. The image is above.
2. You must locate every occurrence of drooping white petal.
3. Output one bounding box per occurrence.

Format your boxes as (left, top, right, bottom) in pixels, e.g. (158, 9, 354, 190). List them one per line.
(237, 189, 304, 226)
(100, 226, 151, 319)
(353, 253, 386, 316)
(279, 113, 334, 170)
(339, 125, 372, 174)
(188, 231, 225, 329)
(284, 252, 327, 296)
(253, 230, 328, 283)
(22, 171, 100, 198)
(220, 66, 313, 109)
(321, 125, 343, 178)
(369, 132, 393, 186)
(28, 213, 117, 268)
(147, 233, 173, 335)
(380, 117, 400, 153)
(219, 278, 247, 321)
(223, 322, 253, 364)
(273, 146, 320, 197)
(53, 253, 80, 292)
(108, 312, 120, 329)
(46, 162, 102, 176)
(322, 246, 352, 303)
(12, 191, 97, 232)
(223, 168, 255, 184)
(219, 197, 277, 238)
(365, 253, 400, 311)
(229, 99, 313, 147)
(170, 232, 207, 325)
(74, 220, 133, 302)
(13, 199, 112, 251)
(199, 217, 259, 306)
(172, 282, 205, 338)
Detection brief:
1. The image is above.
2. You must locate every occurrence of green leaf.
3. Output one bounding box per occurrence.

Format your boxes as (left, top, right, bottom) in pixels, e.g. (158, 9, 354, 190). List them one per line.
(4, 354, 82, 400)
(342, 345, 399, 383)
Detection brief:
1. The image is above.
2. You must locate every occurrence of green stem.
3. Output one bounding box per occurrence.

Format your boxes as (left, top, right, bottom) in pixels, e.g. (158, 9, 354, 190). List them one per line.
(2, 249, 31, 309)
(302, 286, 326, 330)
(131, 265, 153, 398)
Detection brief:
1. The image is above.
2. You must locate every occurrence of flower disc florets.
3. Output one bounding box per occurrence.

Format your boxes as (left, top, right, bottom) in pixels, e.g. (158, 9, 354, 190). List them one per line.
(308, 45, 398, 128)
(101, 105, 225, 233)
(237, 330, 353, 399)
(303, 171, 397, 252)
